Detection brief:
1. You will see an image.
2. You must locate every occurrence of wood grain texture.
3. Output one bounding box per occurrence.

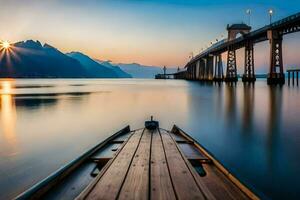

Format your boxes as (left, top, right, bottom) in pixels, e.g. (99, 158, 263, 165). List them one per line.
(170, 126, 257, 200)
(118, 129, 152, 200)
(168, 131, 217, 200)
(201, 164, 250, 200)
(150, 129, 176, 200)
(160, 130, 205, 200)
(81, 127, 252, 200)
(84, 129, 143, 200)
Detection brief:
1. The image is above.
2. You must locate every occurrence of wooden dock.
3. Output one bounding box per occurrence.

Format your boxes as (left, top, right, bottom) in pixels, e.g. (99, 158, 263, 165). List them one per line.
(78, 128, 254, 200)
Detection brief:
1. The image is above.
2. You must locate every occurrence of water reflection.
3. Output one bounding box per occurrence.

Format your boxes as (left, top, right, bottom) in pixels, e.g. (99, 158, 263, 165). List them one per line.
(0, 80, 94, 157)
(214, 82, 224, 116)
(0, 80, 18, 156)
(14, 98, 58, 109)
(242, 83, 255, 135)
(266, 85, 283, 168)
(0, 79, 299, 200)
(224, 82, 238, 131)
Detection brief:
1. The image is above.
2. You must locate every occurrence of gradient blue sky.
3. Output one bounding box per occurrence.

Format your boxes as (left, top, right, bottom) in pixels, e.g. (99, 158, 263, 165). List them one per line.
(0, 0, 300, 70)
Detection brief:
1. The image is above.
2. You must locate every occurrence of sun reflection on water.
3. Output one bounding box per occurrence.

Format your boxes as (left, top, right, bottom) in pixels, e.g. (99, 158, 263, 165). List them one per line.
(0, 80, 18, 156)
(1, 81, 13, 94)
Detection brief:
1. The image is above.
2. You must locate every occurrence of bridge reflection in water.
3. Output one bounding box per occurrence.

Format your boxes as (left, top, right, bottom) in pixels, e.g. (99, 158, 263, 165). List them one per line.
(0, 79, 299, 199)
(184, 80, 299, 199)
(242, 83, 255, 134)
(267, 85, 283, 169)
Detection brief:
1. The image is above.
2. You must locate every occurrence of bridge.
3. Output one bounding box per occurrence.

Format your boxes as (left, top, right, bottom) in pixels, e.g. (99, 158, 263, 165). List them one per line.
(173, 12, 300, 85)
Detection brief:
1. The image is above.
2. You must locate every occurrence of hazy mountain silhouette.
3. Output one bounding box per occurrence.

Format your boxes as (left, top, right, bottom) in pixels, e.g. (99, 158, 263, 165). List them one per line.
(0, 40, 88, 78)
(95, 60, 132, 78)
(67, 52, 131, 78)
(114, 63, 177, 78)
(0, 40, 130, 78)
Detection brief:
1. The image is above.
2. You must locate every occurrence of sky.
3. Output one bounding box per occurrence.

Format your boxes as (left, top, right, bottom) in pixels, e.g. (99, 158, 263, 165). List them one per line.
(1, 0, 300, 71)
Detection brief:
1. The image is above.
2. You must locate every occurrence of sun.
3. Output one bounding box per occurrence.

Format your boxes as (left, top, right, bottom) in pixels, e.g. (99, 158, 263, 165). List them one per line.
(1, 41, 11, 49)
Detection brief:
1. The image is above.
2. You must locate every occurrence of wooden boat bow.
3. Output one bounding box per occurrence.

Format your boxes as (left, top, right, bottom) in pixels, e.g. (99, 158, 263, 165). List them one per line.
(16, 120, 259, 200)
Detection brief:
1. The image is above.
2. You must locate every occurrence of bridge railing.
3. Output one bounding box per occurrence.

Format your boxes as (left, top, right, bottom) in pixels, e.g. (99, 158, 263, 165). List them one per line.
(272, 12, 300, 27)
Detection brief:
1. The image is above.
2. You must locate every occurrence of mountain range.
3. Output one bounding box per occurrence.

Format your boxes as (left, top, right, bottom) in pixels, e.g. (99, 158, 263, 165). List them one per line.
(0, 40, 175, 78)
(95, 60, 132, 78)
(66, 52, 131, 78)
(0, 40, 130, 78)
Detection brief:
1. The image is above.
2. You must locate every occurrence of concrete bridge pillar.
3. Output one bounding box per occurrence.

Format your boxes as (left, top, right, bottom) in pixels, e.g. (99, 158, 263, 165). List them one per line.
(200, 58, 206, 80)
(213, 54, 224, 81)
(196, 60, 200, 80)
(225, 47, 238, 82)
(194, 63, 197, 80)
(194, 63, 197, 79)
(203, 58, 207, 80)
(191, 65, 195, 80)
(267, 30, 285, 85)
(204, 58, 208, 80)
(242, 42, 256, 82)
(187, 67, 191, 80)
(207, 55, 214, 80)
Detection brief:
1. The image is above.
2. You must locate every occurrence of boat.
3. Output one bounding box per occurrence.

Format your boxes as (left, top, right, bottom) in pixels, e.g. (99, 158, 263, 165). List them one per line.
(16, 118, 259, 200)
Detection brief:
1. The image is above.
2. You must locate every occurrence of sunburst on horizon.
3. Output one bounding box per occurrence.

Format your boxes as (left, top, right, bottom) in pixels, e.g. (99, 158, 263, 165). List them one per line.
(0, 40, 22, 66)
(1, 41, 11, 50)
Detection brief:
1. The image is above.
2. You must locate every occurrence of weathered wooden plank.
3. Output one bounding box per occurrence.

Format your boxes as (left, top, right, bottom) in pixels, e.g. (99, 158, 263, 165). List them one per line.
(84, 129, 144, 200)
(168, 131, 216, 200)
(150, 129, 176, 200)
(201, 164, 250, 200)
(171, 126, 257, 200)
(118, 129, 152, 200)
(160, 130, 206, 200)
(169, 129, 248, 199)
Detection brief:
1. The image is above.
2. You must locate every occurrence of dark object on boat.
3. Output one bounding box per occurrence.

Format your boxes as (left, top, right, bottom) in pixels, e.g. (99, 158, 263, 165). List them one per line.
(145, 116, 159, 130)
(16, 121, 260, 200)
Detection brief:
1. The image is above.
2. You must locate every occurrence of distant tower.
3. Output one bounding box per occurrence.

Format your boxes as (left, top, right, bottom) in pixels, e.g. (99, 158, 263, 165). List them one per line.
(177, 67, 180, 72)
(163, 66, 167, 75)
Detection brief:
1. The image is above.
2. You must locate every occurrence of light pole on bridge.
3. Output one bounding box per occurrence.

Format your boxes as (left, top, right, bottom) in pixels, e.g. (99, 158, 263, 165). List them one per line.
(269, 9, 274, 24)
(189, 52, 194, 59)
(246, 9, 251, 26)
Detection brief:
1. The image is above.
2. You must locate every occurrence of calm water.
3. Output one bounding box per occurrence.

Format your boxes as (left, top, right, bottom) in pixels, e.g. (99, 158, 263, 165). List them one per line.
(0, 79, 299, 199)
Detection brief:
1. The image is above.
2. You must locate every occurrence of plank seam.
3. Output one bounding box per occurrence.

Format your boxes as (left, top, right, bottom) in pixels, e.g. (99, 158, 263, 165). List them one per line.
(115, 128, 146, 200)
(148, 130, 153, 200)
(76, 131, 136, 200)
(158, 129, 179, 200)
(173, 126, 259, 200)
(165, 130, 209, 200)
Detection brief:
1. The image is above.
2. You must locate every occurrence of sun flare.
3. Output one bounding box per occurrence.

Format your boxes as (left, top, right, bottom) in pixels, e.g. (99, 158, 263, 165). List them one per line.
(1, 41, 11, 49)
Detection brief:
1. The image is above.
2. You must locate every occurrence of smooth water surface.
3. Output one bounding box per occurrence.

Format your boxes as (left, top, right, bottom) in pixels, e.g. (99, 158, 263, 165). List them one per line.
(0, 79, 299, 199)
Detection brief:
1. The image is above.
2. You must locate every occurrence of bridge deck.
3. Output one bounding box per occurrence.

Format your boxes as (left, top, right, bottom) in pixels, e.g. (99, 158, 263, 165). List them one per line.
(78, 128, 251, 200)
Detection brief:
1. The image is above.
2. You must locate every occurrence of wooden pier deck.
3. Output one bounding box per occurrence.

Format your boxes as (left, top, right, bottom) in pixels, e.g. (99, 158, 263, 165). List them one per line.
(78, 128, 253, 200)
